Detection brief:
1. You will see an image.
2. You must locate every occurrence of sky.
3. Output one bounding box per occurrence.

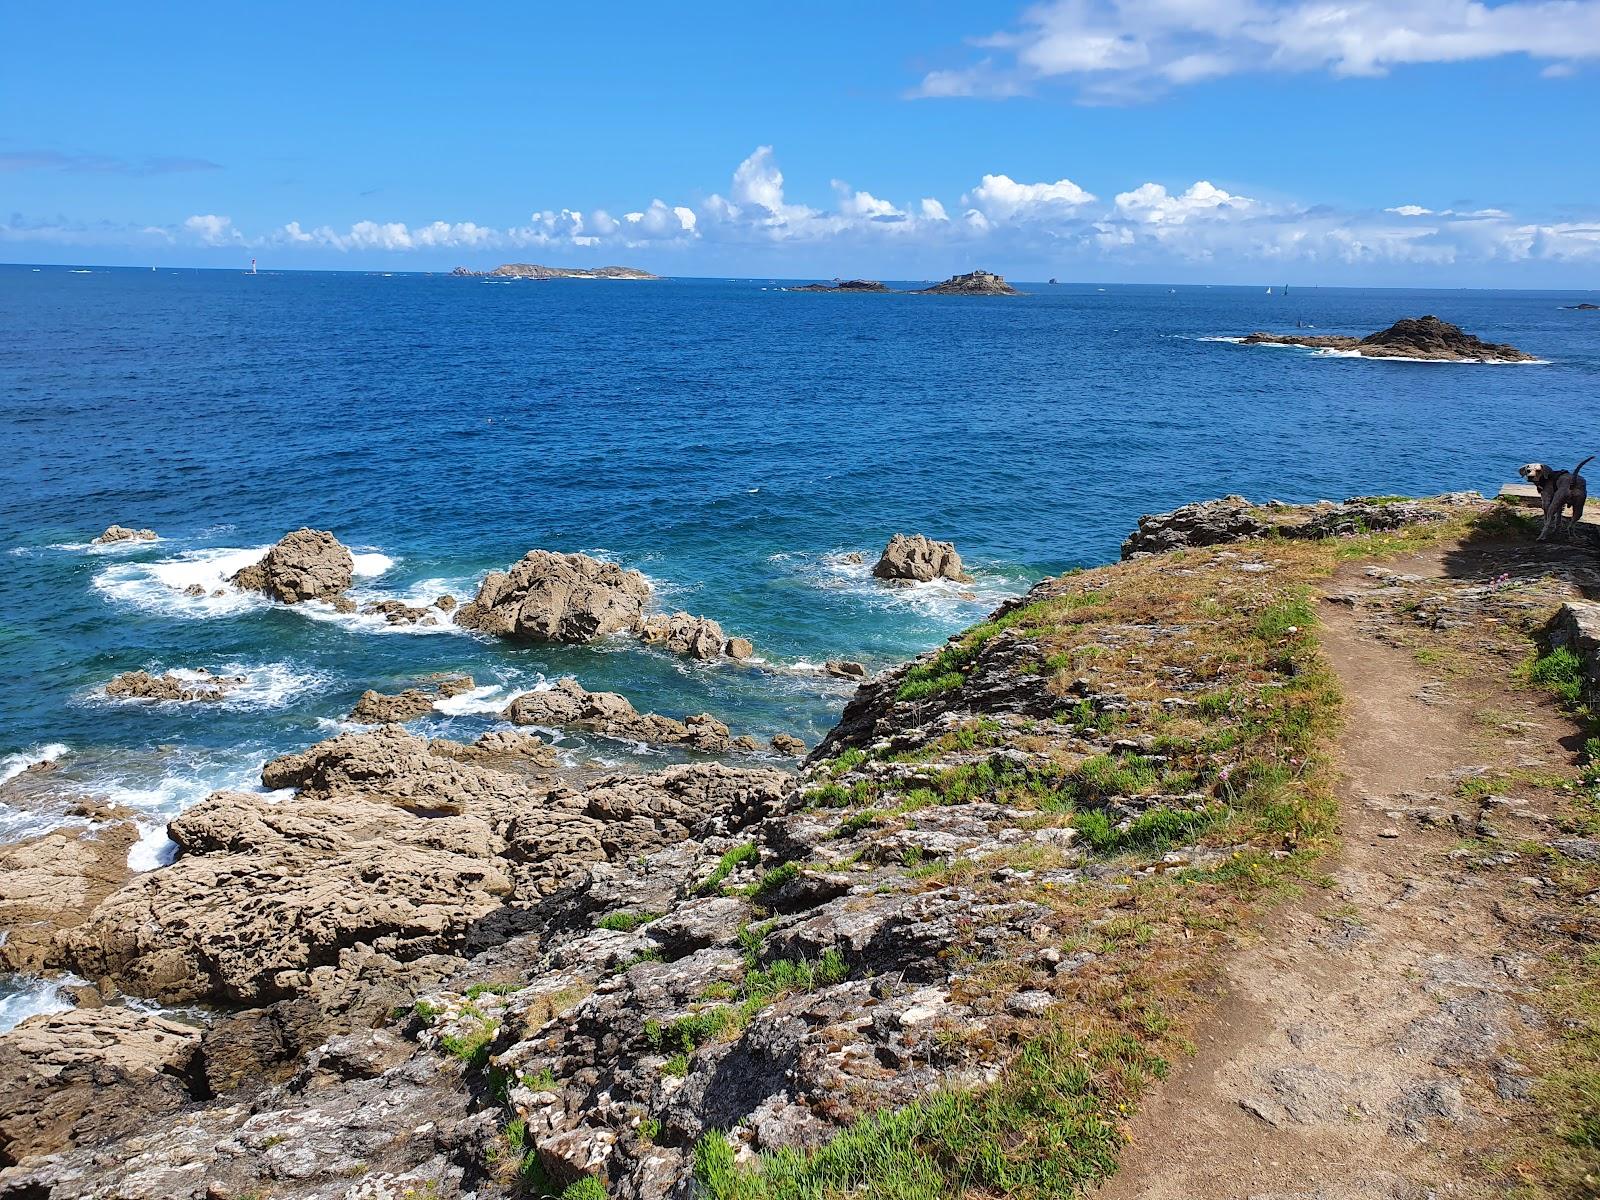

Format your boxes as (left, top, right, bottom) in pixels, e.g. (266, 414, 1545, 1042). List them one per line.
(4, 1, 1600, 285)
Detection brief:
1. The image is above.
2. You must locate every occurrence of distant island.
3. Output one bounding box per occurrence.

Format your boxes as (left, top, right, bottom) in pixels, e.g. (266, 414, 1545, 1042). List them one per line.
(451, 263, 660, 280)
(1561, 302, 1599, 311)
(785, 270, 1021, 296)
(1236, 315, 1534, 363)
(788, 279, 892, 293)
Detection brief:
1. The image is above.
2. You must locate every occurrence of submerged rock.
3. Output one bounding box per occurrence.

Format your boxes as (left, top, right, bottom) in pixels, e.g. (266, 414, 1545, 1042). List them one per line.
(789, 279, 891, 293)
(503, 677, 741, 753)
(825, 659, 867, 679)
(455, 550, 650, 643)
(230, 527, 355, 604)
(639, 611, 753, 661)
(104, 668, 245, 702)
(89, 525, 156, 545)
(1239, 316, 1534, 362)
(873, 533, 969, 583)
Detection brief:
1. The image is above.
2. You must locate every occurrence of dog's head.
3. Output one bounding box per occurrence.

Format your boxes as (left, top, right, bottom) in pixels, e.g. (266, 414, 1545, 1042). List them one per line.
(1520, 462, 1553, 486)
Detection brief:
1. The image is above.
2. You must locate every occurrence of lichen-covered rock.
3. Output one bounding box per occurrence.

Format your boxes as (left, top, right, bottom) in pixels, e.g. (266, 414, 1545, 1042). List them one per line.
(503, 677, 742, 753)
(89, 524, 156, 545)
(230, 527, 355, 604)
(455, 550, 650, 643)
(1120, 495, 1267, 558)
(1121, 494, 1462, 559)
(104, 668, 245, 702)
(872, 533, 968, 582)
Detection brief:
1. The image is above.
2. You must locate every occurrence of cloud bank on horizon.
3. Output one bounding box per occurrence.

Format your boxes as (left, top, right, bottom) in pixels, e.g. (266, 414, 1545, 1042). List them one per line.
(7, 145, 1595, 277)
(910, 0, 1600, 101)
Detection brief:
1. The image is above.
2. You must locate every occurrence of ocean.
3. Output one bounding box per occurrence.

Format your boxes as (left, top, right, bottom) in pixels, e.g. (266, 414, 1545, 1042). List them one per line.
(2, 264, 1596, 1020)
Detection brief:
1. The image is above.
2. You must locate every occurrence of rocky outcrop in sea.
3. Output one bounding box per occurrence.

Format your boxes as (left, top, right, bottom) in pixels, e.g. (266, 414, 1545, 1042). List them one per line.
(456, 550, 651, 643)
(230, 528, 356, 605)
(1239, 315, 1534, 362)
(89, 524, 156, 545)
(872, 532, 969, 582)
(787, 279, 891, 293)
(916, 269, 1020, 296)
(104, 668, 246, 702)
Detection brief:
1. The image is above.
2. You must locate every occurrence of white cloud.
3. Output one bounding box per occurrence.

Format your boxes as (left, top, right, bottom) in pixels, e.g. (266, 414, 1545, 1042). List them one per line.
(1115, 180, 1253, 223)
(26, 145, 1591, 278)
(964, 173, 1097, 219)
(184, 214, 238, 245)
(914, 0, 1600, 101)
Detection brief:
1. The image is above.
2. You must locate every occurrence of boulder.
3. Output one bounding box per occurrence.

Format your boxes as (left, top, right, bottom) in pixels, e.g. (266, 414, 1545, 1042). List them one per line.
(872, 533, 969, 583)
(230, 528, 355, 604)
(89, 525, 156, 545)
(104, 668, 244, 703)
(0, 1008, 203, 1167)
(825, 660, 867, 679)
(361, 599, 438, 626)
(770, 733, 807, 757)
(503, 678, 739, 753)
(1121, 495, 1267, 558)
(725, 636, 756, 660)
(454, 550, 650, 643)
(640, 612, 728, 660)
(1549, 601, 1600, 690)
(348, 675, 475, 723)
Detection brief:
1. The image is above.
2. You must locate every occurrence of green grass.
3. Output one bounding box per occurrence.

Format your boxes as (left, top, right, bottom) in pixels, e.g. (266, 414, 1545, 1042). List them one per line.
(696, 843, 759, 896)
(559, 1179, 609, 1200)
(644, 950, 849, 1061)
(1075, 804, 1224, 856)
(750, 861, 801, 898)
(439, 1009, 498, 1068)
(597, 910, 661, 932)
(465, 981, 519, 999)
(692, 1022, 1163, 1199)
(1527, 646, 1588, 708)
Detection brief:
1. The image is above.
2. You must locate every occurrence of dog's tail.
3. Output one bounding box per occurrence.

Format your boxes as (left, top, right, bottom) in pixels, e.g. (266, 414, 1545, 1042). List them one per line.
(1576, 455, 1596, 476)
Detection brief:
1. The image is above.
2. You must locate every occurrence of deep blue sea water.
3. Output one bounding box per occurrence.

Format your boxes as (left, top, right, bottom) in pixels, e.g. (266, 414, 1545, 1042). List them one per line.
(2, 264, 1597, 1018)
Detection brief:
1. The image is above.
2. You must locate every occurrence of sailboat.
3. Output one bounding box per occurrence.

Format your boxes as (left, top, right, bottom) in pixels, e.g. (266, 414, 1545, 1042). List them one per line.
(1266, 286, 1273, 295)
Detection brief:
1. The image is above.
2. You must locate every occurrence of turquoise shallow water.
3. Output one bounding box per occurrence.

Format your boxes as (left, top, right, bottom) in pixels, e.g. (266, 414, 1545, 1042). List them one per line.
(1, 267, 1597, 936)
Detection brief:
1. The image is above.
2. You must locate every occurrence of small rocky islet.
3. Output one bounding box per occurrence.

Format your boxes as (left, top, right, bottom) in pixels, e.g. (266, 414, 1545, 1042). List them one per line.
(786, 269, 1021, 296)
(1237, 314, 1535, 362)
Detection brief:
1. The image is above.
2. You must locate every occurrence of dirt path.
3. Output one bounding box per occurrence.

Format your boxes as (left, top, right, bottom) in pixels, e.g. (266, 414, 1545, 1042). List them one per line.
(1097, 546, 1572, 1200)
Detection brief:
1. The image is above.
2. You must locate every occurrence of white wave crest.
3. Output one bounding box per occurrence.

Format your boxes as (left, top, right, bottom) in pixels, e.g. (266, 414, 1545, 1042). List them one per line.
(431, 679, 549, 717)
(0, 743, 70, 787)
(92, 546, 273, 619)
(93, 663, 327, 711)
(0, 974, 85, 1034)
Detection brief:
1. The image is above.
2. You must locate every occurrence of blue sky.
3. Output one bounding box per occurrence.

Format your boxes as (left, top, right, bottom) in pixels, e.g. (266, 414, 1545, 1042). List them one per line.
(5, 1, 1599, 283)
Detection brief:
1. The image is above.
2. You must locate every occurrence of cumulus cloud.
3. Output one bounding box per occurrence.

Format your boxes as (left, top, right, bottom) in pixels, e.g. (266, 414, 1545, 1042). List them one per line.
(912, 0, 1600, 101)
(965, 173, 1097, 219)
(184, 214, 239, 245)
(14, 145, 1595, 276)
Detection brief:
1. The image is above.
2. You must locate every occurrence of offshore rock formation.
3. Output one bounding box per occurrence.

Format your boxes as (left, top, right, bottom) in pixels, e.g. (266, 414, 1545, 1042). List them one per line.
(455, 550, 651, 643)
(452, 264, 660, 280)
(917, 269, 1020, 296)
(1120, 493, 1479, 559)
(788, 279, 891, 293)
(1240, 316, 1534, 362)
(639, 611, 754, 661)
(503, 678, 757, 754)
(348, 674, 476, 723)
(873, 532, 969, 582)
(104, 668, 246, 702)
(89, 524, 156, 545)
(230, 528, 355, 604)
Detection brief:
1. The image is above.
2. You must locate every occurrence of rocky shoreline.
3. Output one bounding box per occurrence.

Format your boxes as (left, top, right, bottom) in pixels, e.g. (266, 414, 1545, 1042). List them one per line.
(8, 495, 1578, 1199)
